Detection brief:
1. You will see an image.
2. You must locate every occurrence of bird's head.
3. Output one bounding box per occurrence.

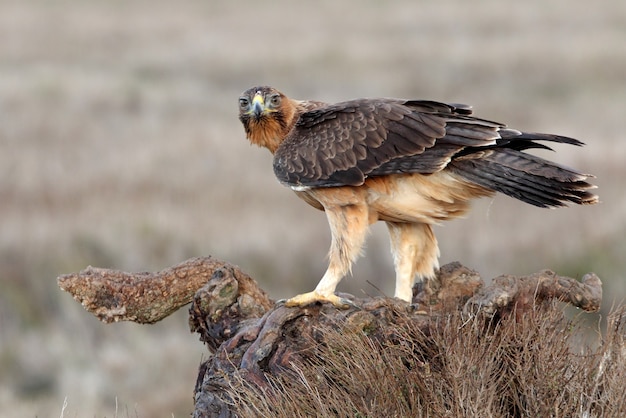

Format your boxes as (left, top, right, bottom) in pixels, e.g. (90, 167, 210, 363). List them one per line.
(238, 86, 296, 153)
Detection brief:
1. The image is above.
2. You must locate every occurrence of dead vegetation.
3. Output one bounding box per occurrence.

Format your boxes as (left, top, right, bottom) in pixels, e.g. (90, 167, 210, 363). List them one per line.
(224, 304, 626, 418)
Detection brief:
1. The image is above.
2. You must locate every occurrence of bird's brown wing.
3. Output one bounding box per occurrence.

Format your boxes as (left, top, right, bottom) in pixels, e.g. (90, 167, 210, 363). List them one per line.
(272, 98, 503, 188)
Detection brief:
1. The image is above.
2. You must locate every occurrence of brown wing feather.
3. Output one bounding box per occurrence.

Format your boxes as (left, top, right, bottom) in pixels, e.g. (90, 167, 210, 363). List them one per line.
(273, 99, 502, 188)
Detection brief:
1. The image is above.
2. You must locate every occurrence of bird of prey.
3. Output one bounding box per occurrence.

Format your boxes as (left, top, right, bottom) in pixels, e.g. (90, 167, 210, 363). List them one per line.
(238, 86, 598, 308)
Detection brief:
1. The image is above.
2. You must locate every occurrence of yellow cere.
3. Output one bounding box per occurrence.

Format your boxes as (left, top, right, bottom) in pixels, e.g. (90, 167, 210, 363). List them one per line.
(252, 92, 264, 106)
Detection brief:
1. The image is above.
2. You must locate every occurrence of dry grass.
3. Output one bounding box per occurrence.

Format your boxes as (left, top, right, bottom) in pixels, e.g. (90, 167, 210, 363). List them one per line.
(229, 304, 626, 418)
(1, 0, 625, 415)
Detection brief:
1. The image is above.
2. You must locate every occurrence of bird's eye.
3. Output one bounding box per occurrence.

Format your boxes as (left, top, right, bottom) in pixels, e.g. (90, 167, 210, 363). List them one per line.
(239, 97, 249, 109)
(269, 94, 281, 107)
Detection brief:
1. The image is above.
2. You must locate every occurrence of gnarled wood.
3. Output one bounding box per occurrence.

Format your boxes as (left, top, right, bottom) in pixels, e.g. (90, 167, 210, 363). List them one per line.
(57, 256, 271, 324)
(188, 262, 601, 417)
(57, 258, 602, 417)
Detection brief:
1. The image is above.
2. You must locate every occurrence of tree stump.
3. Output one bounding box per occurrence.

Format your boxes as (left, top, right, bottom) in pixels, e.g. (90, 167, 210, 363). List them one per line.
(58, 257, 604, 417)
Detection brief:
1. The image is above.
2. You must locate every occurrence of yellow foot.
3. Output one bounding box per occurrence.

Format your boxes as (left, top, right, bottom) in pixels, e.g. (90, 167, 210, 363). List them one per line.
(278, 291, 355, 309)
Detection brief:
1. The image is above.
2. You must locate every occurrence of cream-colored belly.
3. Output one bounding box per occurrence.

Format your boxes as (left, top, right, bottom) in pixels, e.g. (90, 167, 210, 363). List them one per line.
(293, 172, 493, 225)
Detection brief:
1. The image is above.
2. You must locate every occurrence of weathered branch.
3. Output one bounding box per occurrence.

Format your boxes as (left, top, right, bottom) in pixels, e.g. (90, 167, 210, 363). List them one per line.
(465, 269, 602, 316)
(57, 256, 270, 324)
(58, 257, 600, 326)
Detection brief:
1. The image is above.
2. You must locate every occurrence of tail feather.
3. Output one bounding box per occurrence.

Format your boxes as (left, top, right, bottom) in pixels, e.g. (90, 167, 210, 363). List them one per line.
(451, 138, 598, 208)
(498, 130, 586, 147)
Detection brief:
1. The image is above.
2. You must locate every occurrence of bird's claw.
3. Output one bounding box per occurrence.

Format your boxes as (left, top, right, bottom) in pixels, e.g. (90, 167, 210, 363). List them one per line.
(277, 291, 355, 309)
(338, 297, 357, 309)
(407, 302, 427, 315)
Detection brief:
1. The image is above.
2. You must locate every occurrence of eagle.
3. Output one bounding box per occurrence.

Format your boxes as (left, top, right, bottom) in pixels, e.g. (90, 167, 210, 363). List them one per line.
(238, 86, 598, 308)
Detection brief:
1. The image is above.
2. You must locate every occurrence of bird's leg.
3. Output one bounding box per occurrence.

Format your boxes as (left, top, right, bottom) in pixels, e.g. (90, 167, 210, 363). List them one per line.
(283, 203, 370, 309)
(386, 222, 440, 302)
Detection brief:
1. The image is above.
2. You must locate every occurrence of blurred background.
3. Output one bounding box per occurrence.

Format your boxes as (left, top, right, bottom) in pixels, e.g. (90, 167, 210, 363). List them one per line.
(0, 0, 624, 416)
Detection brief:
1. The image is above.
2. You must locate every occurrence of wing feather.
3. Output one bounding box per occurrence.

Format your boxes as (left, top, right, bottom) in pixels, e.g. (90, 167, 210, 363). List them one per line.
(273, 98, 501, 187)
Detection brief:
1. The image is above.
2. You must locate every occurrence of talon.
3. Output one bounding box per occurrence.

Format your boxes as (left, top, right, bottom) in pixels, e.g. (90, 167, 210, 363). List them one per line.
(282, 291, 355, 309)
(337, 297, 357, 309)
(407, 302, 427, 315)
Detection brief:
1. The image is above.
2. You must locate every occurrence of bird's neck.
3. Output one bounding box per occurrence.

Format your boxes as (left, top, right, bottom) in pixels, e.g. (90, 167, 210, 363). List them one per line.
(247, 124, 283, 154)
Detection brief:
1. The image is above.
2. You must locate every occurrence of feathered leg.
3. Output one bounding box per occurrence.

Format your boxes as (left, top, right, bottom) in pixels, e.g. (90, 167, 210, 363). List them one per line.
(283, 203, 370, 308)
(386, 222, 440, 302)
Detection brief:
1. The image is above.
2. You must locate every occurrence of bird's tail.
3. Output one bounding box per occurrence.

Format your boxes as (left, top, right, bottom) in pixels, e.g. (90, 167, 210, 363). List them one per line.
(450, 132, 599, 208)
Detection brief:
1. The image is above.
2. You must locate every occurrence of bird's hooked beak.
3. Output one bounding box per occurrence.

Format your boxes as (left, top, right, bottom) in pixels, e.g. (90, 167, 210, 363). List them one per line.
(252, 92, 265, 118)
